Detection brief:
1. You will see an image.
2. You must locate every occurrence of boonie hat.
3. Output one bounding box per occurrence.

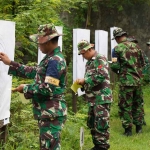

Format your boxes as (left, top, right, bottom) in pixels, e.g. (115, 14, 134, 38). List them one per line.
(146, 39, 150, 45)
(77, 40, 94, 55)
(112, 27, 127, 40)
(127, 36, 138, 43)
(30, 23, 62, 44)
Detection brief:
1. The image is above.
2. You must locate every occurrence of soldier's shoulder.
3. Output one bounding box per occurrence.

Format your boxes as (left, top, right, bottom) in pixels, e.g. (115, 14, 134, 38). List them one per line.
(115, 41, 135, 51)
(95, 54, 107, 64)
(51, 53, 65, 61)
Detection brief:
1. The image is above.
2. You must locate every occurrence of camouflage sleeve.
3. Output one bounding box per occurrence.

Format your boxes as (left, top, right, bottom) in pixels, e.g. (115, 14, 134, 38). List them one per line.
(23, 59, 61, 99)
(134, 43, 146, 68)
(84, 56, 107, 91)
(140, 50, 147, 67)
(110, 47, 120, 74)
(23, 82, 55, 99)
(8, 61, 36, 79)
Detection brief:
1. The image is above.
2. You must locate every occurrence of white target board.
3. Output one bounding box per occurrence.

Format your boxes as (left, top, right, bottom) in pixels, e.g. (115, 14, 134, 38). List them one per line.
(95, 30, 108, 58)
(0, 20, 15, 122)
(38, 26, 63, 64)
(73, 29, 90, 96)
(110, 27, 118, 58)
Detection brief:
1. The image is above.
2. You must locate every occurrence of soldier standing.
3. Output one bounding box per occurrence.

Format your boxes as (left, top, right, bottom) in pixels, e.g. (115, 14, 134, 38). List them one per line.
(75, 40, 112, 150)
(127, 36, 147, 125)
(111, 28, 145, 136)
(0, 23, 67, 150)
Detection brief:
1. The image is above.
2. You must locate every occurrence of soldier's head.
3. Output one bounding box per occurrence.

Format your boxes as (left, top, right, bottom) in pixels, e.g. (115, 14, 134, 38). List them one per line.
(77, 40, 95, 60)
(146, 39, 150, 50)
(127, 36, 138, 43)
(30, 23, 62, 54)
(112, 27, 127, 43)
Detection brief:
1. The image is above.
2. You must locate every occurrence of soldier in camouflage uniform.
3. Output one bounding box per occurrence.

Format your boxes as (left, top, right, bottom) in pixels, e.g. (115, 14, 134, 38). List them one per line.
(144, 39, 150, 81)
(127, 36, 147, 125)
(0, 24, 67, 150)
(75, 40, 113, 150)
(127, 36, 149, 72)
(111, 28, 145, 136)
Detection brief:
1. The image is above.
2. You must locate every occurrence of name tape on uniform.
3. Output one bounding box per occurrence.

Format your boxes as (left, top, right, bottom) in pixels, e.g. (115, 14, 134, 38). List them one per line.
(45, 76, 60, 86)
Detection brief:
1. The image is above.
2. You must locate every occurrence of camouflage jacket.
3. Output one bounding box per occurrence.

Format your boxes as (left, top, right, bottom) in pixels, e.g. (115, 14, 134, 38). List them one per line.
(9, 47, 67, 120)
(110, 40, 145, 86)
(142, 52, 150, 74)
(83, 51, 112, 106)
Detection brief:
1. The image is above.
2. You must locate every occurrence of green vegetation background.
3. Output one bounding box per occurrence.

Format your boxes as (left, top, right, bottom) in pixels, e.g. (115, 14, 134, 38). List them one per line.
(1, 0, 150, 149)
(1, 76, 150, 150)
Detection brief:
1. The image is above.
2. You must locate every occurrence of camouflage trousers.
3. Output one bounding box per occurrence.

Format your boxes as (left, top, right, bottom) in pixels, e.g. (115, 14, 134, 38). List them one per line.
(87, 104, 111, 149)
(38, 116, 66, 150)
(118, 86, 144, 129)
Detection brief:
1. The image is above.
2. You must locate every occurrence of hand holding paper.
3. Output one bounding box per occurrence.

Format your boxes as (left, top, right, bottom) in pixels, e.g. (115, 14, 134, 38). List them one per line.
(71, 82, 82, 94)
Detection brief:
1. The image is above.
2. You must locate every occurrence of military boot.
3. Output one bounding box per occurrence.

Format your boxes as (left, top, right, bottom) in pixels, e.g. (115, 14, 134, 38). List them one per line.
(90, 145, 107, 150)
(124, 127, 132, 136)
(136, 125, 142, 133)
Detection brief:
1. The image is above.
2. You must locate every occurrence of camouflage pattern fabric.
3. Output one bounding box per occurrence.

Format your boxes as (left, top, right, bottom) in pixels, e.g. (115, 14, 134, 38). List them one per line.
(87, 104, 111, 149)
(83, 52, 112, 149)
(30, 23, 62, 44)
(142, 52, 150, 82)
(118, 86, 144, 128)
(38, 116, 66, 150)
(112, 27, 127, 40)
(110, 38, 145, 130)
(8, 46, 67, 149)
(126, 36, 150, 82)
(110, 39, 145, 86)
(83, 52, 113, 105)
(77, 40, 94, 54)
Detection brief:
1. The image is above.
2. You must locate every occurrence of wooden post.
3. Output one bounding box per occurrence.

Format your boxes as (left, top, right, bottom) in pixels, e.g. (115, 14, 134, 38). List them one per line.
(72, 91, 77, 113)
(0, 126, 7, 143)
(0, 120, 7, 148)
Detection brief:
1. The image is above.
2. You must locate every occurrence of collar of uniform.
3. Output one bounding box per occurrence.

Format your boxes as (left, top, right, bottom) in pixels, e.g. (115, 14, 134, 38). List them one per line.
(47, 46, 60, 57)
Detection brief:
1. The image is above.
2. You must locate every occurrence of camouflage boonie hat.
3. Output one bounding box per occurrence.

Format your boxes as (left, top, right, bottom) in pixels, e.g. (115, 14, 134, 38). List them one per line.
(146, 39, 150, 45)
(127, 36, 138, 43)
(112, 27, 127, 40)
(29, 23, 62, 44)
(77, 40, 94, 55)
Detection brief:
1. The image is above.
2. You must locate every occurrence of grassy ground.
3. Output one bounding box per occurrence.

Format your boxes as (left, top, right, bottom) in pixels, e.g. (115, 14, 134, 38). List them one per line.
(61, 85, 150, 150)
(1, 85, 150, 150)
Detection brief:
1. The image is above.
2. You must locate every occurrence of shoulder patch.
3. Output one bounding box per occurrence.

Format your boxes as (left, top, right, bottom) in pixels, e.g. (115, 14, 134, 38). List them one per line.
(98, 65, 103, 69)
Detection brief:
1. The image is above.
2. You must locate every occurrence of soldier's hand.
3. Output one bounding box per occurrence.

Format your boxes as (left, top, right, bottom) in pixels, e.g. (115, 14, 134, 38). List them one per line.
(12, 84, 26, 93)
(76, 78, 85, 85)
(0, 52, 11, 65)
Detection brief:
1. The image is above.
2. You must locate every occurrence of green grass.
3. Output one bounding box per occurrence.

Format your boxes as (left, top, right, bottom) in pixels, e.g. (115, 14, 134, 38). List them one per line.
(61, 85, 150, 150)
(1, 85, 150, 150)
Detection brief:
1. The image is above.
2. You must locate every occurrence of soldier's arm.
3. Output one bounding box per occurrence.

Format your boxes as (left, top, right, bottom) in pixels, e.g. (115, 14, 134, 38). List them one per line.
(110, 47, 120, 74)
(140, 50, 147, 67)
(8, 61, 37, 79)
(23, 59, 63, 99)
(84, 56, 108, 91)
